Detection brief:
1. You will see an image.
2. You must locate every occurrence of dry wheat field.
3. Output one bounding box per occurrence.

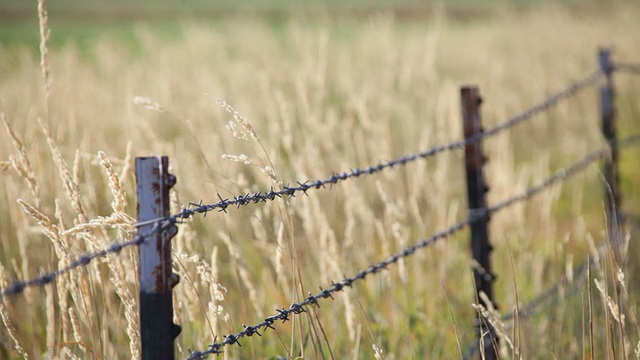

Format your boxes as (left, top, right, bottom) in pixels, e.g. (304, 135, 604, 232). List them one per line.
(1, 2, 640, 359)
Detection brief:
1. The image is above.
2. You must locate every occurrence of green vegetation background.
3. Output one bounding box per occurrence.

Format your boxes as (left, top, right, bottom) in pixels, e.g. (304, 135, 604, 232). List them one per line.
(0, 0, 631, 64)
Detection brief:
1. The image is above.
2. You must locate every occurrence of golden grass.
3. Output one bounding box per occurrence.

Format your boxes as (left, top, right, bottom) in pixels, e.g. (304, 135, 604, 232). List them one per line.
(1, 3, 640, 359)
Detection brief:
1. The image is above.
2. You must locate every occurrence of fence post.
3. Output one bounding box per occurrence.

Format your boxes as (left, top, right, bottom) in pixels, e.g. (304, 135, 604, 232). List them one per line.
(136, 156, 181, 360)
(461, 86, 498, 359)
(599, 47, 624, 262)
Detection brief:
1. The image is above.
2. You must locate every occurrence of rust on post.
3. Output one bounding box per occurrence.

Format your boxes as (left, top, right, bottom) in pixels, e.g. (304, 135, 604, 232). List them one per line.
(136, 156, 181, 360)
(599, 47, 624, 263)
(462, 87, 484, 172)
(461, 86, 498, 360)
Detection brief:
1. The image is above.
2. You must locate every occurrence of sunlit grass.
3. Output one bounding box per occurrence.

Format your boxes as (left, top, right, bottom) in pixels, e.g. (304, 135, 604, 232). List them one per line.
(1, 3, 640, 359)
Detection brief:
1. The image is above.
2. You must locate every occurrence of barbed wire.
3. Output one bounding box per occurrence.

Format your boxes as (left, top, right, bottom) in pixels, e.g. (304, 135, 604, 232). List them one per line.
(463, 257, 594, 360)
(488, 133, 640, 216)
(186, 133, 640, 359)
(0, 69, 612, 301)
(0, 216, 176, 300)
(0, 64, 635, 357)
(464, 226, 628, 359)
(501, 259, 592, 321)
(0, 71, 619, 302)
(185, 218, 471, 359)
(615, 62, 640, 76)
(142, 70, 602, 224)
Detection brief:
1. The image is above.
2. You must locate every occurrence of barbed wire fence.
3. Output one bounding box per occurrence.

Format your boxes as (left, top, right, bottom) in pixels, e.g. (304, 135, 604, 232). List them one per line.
(0, 57, 603, 302)
(1, 48, 640, 360)
(185, 134, 640, 360)
(460, 249, 613, 360)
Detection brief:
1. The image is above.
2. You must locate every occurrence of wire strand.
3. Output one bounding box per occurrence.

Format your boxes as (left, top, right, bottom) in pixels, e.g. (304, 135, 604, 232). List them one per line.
(0, 72, 622, 302)
(144, 70, 603, 224)
(462, 256, 596, 360)
(0, 217, 176, 300)
(186, 133, 640, 359)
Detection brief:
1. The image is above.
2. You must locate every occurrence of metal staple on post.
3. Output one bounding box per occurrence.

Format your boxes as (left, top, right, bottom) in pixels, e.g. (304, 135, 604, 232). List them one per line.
(599, 47, 624, 263)
(461, 86, 498, 360)
(136, 156, 181, 360)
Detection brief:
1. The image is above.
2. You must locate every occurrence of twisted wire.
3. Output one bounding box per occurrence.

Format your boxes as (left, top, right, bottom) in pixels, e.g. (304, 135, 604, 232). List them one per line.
(489, 133, 640, 214)
(186, 133, 640, 360)
(0, 70, 605, 301)
(478, 70, 601, 139)
(185, 219, 472, 360)
(144, 70, 602, 222)
(0, 216, 177, 300)
(441, 133, 638, 360)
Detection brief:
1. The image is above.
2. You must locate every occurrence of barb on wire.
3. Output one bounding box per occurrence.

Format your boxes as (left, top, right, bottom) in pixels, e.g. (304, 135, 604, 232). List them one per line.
(0, 71, 608, 302)
(187, 133, 640, 359)
(161, 71, 603, 223)
(185, 218, 473, 360)
(615, 62, 640, 76)
(461, 134, 640, 360)
(0, 216, 177, 300)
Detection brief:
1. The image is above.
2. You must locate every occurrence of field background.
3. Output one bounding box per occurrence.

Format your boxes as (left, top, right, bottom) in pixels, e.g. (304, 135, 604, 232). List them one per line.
(1, 0, 640, 359)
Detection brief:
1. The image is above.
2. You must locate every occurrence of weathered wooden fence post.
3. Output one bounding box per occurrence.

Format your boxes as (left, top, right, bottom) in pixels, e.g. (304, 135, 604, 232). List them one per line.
(461, 86, 498, 359)
(136, 156, 181, 360)
(599, 47, 624, 263)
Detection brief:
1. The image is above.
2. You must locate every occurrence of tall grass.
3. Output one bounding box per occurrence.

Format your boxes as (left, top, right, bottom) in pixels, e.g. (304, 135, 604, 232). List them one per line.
(1, 3, 640, 359)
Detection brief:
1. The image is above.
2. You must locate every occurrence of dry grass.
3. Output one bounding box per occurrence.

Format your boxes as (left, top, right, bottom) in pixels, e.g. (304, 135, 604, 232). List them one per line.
(1, 3, 640, 359)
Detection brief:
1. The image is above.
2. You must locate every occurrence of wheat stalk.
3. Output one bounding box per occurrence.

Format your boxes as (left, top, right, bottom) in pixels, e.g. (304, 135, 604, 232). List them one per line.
(98, 151, 134, 222)
(3, 116, 40, 207)
(37, 0, 52, 119)
(39, 118, 87, 223)
(0, 301, 28, 359)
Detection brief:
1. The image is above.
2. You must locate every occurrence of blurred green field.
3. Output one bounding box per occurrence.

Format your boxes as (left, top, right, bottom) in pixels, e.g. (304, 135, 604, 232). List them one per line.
(1, 1, 640, 359)
(0, 0, 633, 53)
(0, 0, 620, 14)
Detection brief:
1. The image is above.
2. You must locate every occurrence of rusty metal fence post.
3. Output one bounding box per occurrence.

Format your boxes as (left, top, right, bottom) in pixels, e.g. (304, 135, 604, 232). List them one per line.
(136, 156, 181, 360)
(461, 86, 498, 359)
(599, 47, 624, 263)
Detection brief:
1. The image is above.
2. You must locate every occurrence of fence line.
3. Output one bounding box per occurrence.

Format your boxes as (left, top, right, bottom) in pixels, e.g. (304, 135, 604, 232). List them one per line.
(463, 256, 594, 360)
(0, 67, 603, 301)
(0, 214, 172, 300)
(1, 55, 639, 360)
(463, 232, 621, 359)
(185, 134, 640, 359)
(141, 69, 602, 222)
